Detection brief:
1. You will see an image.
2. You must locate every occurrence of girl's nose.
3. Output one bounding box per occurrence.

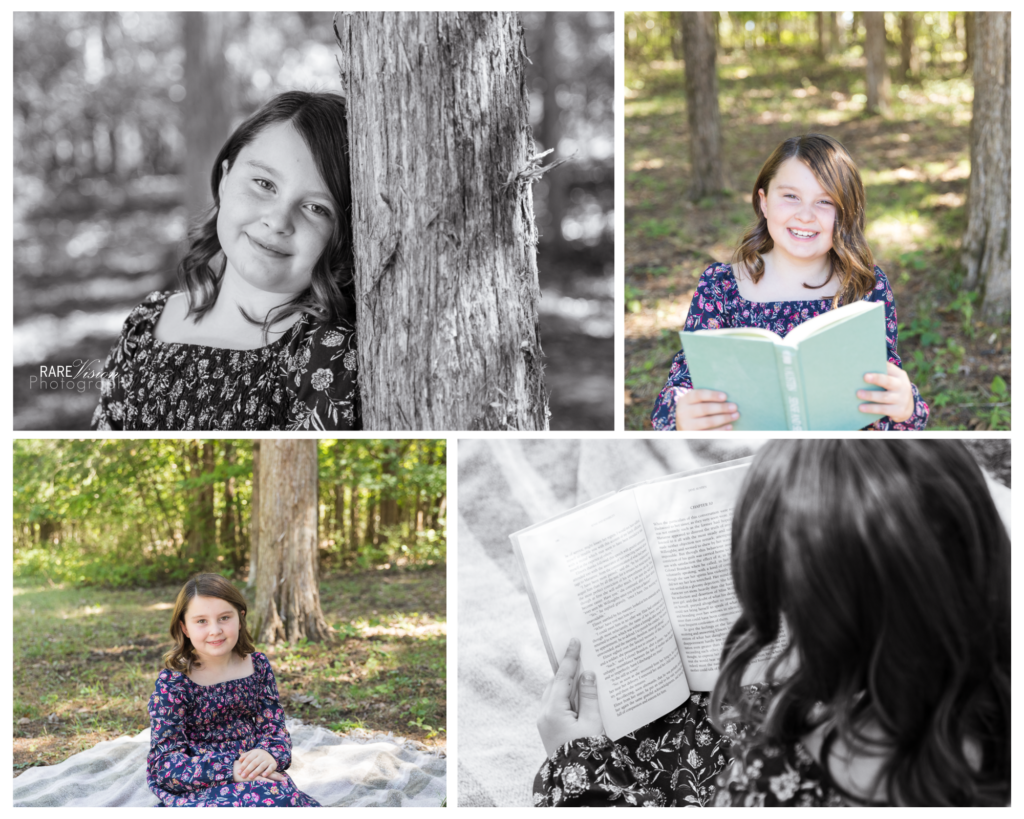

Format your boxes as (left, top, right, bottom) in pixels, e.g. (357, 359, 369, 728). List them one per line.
(262, 202, 294, 234)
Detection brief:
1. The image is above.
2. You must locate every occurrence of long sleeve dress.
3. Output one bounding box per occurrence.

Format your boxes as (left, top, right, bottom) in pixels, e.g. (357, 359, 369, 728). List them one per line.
(533, 688, 848, 807)
(650, 263, 929, 431)
(92, 291, 359, 431)
(147, 651, 321, 807)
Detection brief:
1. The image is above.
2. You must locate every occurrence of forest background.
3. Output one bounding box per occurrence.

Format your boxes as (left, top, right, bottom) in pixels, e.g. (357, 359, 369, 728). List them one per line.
(13, 438, 447, 772)
(13, 11, 614, 431)
(624, 11, 1010, 430)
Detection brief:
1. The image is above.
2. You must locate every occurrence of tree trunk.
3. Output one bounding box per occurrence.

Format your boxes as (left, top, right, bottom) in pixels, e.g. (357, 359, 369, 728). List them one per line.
(222, 442, 240, 571)
(335, 12, 549, 430)
(185, 442, 216, 568)
(816, 12, 825, 59)
(182, 13, 230, 217)
(680, 12, 724, 201)
(333, 483, 345, 556)
(964, 12, 975, 73)
(348, 478, 360, 557)
(830, 12, 841, 53)
(961, 12, 1010, 324)
(248, 441, 260, 587)
(538, 12, 570, 259)
(252, 440, 334, 644)
(898, 13, 917, 81)
(864, 12, 891, 117)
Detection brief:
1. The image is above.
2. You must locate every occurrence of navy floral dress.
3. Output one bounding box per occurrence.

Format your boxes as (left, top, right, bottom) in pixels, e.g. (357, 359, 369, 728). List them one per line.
(651, 263, 929, 431)
(92, 291, 359, 431)
(147, 651, 321, 807)
(533, 688, 848, 807)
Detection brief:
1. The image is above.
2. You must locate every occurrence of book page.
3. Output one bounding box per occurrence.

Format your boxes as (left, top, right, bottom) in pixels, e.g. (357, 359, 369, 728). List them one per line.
(513, 490, 690, 741)
(633, 462, 784, 691)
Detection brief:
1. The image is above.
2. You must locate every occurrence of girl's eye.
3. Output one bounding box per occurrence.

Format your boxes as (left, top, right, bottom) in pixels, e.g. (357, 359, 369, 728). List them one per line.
(307, 203, 331, 218)
(254, 178, 274, 191)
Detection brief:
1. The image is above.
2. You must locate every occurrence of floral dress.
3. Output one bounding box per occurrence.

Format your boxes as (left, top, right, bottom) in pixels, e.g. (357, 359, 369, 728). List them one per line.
(92, 291, 359, 431)
(651, 263, 929, 431)
(147, 651, 321, 807)
(533, 688, 848, 807)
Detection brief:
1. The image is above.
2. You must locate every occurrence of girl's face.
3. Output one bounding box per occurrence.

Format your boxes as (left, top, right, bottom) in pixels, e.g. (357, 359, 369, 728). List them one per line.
(758, 157, 836, 265)
(216, 121, 336, 295)
(180, 594, 241, 659)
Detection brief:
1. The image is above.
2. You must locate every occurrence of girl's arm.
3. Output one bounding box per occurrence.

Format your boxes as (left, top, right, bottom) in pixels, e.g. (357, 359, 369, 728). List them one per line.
(146, 671, 236, 794)
(286, 319, 361, 431)
(651, 264, 731, 430)
(866, 269, 929, 430)
(251, 653, 292, 770)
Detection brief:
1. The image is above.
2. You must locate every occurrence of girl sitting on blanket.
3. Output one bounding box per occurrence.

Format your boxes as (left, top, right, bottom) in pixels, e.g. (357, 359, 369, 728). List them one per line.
(94, 91, 359, 432)
(535, 440, 1009, 806)
(147, 573, 321, 807)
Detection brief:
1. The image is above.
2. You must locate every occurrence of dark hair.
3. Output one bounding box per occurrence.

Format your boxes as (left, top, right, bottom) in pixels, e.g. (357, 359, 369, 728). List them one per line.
(178, 91, 355, 332)
(164, 573, 256, 674)
(712, 440, 1010, 806)
(734, 133, 875, 308)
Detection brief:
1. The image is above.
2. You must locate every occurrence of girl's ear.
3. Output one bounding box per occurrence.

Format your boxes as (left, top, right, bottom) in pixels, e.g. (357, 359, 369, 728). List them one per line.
(758, 188, 768, 219)
(218, 159, 229, 200)
(179, 619, 190, 639)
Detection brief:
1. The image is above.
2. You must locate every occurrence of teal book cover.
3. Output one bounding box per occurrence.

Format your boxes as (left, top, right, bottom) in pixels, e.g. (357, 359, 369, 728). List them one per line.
(681, 301, 887, 431)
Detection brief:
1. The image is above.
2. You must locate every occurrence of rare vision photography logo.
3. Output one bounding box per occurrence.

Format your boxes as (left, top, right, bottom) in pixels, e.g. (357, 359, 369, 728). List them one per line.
(31, 359, 109, 393)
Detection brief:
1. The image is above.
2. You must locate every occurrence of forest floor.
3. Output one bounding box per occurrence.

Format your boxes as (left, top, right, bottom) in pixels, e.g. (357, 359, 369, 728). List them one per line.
(624, 48, 1010, 430)
(13, 565, 446, 776)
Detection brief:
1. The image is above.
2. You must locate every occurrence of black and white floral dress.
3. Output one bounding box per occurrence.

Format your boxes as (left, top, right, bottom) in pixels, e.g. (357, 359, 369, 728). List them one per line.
(92, 291, 359, 431)
(533, 688, 848, 807)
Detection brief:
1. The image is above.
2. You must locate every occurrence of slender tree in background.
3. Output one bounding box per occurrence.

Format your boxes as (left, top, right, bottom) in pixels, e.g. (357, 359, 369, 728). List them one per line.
(864, 12, 891, 117)
(961, 12, 1010, 324)
(829, 12, 841, 54)
(963, 12, 975, 73)
(247, 441, 260, 588)
(252, 440, 334, 643)
(335, 12, 549, 431)
(680, 12, 724, 200)
(816, 12, 826, 59)
(898, 13, 917, 81)
(182, 13, 230, 216)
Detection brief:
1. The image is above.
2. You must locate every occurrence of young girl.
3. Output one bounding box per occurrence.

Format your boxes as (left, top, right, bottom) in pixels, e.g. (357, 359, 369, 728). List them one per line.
(651, 134, 928, 431)
(148, 573, 321, 807)
(93, 91, 359, 431)
(534, 440, 1009, 806)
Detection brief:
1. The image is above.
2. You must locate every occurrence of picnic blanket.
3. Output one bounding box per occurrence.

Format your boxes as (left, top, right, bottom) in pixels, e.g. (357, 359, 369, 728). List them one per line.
(456, 439, 1010, 807)
(13, 721, 446, 807)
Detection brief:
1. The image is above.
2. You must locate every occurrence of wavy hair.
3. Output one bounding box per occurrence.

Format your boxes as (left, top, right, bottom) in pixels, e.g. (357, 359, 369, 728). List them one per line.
(712, 440, 1010, 806)
(163, 573, 256, 674)
(178, 91, 355, 334)
(734, 133, 876, 308)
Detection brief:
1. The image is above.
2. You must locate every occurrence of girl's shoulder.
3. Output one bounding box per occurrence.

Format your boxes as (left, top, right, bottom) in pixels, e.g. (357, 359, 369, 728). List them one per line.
(249, 650, 273, 675)
(121, 290, 176, 335)
(863, 266, 894, 303)
(153, 666, 194, 700)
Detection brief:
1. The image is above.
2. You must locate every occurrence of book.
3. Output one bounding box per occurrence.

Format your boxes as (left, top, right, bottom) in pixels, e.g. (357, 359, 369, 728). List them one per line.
(511, 457, 786, 741)
(680, 300, 888, 430)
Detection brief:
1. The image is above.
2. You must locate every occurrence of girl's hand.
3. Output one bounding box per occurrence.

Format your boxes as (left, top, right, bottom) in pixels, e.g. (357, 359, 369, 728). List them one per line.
(674, 388, 740, 430)
(537, 638, 606, 758)
(858, 362, 914, 423)
(234, 749, 281, 782)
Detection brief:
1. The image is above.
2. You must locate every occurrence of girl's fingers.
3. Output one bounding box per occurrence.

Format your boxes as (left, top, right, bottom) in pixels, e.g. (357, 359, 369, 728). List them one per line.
(859, 403, 893, 415)
(693, 412, 739, 430)
(688, 389, 728, 404)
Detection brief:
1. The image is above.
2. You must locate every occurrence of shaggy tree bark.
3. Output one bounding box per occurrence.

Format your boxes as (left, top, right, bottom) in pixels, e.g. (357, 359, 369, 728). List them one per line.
(864, 13, 891, 117)
(335, 12, 549, 430)
(680, 12, 724, 200)
(962, 12, 1010, 324)
(252, 440, 334, 643)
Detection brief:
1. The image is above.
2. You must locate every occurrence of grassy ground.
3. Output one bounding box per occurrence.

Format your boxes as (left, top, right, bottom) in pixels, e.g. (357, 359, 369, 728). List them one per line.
(625, 48, 1010, 430)
(13, 565, 446, 775)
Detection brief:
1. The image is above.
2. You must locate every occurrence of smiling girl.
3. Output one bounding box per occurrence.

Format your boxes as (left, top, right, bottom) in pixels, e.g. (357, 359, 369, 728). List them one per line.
(148, 574, 320, 807)
(651, 134, 928, 431)
(93, 91, 359, 431)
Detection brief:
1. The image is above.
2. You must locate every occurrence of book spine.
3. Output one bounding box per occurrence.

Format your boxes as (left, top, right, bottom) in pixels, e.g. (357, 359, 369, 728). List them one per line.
(774, 346, 807, 430)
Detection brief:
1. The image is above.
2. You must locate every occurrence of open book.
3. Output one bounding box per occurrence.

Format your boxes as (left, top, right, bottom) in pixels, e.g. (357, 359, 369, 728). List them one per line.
(681, 300, 888, 430)
(511, 457, 786, 741)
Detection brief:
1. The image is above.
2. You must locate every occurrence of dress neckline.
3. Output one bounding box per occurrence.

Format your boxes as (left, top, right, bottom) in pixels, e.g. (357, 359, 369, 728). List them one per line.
(182, 652, 258, 689)
(718, 262, 838, 307)
(142, 291, 306, 353)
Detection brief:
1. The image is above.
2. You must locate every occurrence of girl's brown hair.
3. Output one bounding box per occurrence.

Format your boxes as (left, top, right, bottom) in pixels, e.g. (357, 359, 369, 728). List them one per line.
(163, 573, 256, 674)
(734, 133, 876, 308)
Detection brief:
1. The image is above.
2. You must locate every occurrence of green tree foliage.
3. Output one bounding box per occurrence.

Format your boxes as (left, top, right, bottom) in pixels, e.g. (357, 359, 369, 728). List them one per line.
(13, 439, 447, 587)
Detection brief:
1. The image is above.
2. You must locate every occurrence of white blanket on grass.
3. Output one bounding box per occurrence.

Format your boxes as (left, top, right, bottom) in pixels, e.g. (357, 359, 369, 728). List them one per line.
(13, 721, 446, 808)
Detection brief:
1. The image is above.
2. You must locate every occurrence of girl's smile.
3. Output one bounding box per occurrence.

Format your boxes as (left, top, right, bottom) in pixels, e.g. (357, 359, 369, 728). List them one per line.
(216, 121, 335, 296)
(758, 157, 835, 265)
